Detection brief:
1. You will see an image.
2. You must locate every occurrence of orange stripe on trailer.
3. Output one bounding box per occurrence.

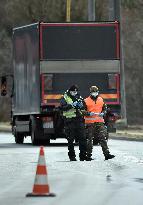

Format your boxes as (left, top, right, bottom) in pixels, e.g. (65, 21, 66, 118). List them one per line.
(47, 102, 60, 106)
(36, 165, 47, 175)
(44, 93, 118, 100)
(44, 94, 117, 100)
(44, 94, 63, 100)
(41, 102, 60, 107)
(106, 102, 120, 105)
(100, 94, 118, 99)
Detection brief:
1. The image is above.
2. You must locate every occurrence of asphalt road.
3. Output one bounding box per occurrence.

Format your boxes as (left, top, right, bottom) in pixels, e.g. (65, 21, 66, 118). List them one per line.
(0, 133, 143, 205)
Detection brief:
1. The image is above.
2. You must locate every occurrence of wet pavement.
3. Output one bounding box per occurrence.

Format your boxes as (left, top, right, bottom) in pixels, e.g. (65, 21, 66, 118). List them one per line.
(0, 133, 143, 205)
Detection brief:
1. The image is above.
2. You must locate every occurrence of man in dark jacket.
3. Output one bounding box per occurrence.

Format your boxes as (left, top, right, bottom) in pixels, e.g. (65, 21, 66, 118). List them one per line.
(60, 85, 87, 161)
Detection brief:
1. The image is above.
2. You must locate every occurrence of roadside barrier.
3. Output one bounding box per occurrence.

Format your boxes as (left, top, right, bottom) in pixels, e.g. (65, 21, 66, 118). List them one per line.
(26, 146, 56, 197)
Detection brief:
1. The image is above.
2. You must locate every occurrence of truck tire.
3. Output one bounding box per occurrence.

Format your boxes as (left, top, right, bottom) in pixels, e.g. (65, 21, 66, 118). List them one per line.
(31, 116, 45, 145)
(39, 138, 50, 146)
(13, 125, 24, 144)
(31, 130, 38, 145)
(15, 133, 24, 144)
(31, 117, 39, 145)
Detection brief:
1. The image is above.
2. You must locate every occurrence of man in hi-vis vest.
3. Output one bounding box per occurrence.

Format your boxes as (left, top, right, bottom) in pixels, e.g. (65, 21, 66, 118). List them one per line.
(60, 85, 87, 161)
(84, 86, 115, 161)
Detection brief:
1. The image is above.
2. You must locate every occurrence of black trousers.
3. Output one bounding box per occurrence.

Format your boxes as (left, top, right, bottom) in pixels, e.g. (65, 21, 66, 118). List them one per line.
(65, 118, 87, 159)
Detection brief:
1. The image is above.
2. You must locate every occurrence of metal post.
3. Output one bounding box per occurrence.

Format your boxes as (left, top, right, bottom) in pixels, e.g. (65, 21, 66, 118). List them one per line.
(66, 0, 71, 22)
(109, 0, 120, 20)
(109, 0, 115, 20)
(88, 0, 96, 21)
(109, 0, 127, 125)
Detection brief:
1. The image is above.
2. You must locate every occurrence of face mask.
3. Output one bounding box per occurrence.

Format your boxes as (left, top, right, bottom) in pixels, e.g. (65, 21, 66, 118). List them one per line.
(70, 91, 77, 96)
(91, 92, 99, 97)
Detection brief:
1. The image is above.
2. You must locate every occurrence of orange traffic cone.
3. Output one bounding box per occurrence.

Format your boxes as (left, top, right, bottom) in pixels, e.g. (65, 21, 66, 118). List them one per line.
(26, 146, 56, 197)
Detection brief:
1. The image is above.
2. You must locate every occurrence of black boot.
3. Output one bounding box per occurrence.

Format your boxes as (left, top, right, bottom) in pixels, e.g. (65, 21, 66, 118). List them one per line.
(86, 157, 94, 161)
(105, 154, 115, 160)
(79, 153, 87, 161)
(79, 155, 86, 161)
(68, 151, 76, 161)
(80, 158, 85, 161)
(69, 156, 77, 161)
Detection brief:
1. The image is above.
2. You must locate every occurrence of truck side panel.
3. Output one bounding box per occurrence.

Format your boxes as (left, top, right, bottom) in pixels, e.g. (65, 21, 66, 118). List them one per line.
(13, 23, 40, 115)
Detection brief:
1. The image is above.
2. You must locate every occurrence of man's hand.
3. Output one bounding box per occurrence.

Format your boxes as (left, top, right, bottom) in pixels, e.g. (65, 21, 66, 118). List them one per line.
(77, 101, 83, 108)
(72, 101, 78, 107)
(99, 112, 104, 117)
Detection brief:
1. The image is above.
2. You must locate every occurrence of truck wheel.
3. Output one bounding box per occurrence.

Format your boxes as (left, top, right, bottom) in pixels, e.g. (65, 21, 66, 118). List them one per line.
(15, 133, 24, 144)
(31, 117, 41, 145)
(31, 132, 38, 145)
(39, 139, 50, 146)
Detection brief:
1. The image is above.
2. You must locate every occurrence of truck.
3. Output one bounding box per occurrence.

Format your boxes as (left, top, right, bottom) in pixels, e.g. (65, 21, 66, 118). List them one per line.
(1, 21, 121, 145)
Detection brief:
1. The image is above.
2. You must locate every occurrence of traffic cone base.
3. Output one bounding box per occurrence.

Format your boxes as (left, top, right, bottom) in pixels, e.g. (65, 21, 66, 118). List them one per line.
(26, 146, 56, 197)
(26, 192, 56, 197)
(33, 184, 49, 193)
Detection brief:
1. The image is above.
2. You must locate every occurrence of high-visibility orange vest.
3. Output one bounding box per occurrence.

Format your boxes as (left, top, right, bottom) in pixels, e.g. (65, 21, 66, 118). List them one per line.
(84, 96, 104, 124)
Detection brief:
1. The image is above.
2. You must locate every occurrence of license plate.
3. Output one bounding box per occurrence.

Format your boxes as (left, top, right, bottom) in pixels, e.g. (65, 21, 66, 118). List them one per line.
(43, 121, 54, 128)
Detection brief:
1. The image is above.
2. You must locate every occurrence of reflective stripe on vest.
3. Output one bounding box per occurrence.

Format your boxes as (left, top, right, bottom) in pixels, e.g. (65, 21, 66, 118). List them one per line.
(85, 117, 103, 121)
(84, 96, 104, 123)
(63, 94, 76, 118)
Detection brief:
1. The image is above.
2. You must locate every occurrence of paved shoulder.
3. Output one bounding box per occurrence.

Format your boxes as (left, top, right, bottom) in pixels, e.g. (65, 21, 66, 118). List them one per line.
(110, 127, 143, 141)
(0, 122, 143, 141)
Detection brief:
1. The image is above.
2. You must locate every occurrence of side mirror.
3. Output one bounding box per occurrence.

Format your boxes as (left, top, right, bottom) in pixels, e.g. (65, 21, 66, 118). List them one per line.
(1, 76, 7, 96)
